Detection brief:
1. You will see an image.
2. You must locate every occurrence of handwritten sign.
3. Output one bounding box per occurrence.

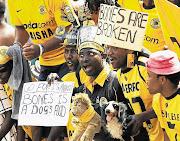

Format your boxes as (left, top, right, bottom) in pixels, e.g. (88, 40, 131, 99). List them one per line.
(95, 4, 149, 51)
(18, 81, 74, 126)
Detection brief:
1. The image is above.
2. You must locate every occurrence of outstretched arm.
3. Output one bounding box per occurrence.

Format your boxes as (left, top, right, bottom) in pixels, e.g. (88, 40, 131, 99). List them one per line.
(126, 108, 156, 136)
(22, 24, 73, 60)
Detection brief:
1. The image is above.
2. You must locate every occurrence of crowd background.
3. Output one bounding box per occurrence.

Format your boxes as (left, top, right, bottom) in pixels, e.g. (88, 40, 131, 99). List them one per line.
(0, 0, 180, 141)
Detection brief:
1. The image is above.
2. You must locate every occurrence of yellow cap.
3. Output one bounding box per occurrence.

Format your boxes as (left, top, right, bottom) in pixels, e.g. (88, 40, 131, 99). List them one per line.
(78, 41, 105, 54)
(0, 46, 11, 65)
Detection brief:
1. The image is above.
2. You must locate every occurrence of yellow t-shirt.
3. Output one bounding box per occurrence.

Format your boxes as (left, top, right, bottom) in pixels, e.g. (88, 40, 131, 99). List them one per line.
(61, 68, 87, 140)
(8, 0, 73, 66)
(153, 90, 180, 141)
(118, 0, 165, 53)
(117, 57, 163, 141)
(61, 68, 87, 88)
(3, 84, 13, 104)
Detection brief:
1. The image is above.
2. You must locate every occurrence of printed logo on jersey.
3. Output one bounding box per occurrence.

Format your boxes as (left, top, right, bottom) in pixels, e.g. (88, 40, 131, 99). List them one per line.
(55, 25, 65, 36)
(121, 82, 140, 93)
(39, 5, 46, 15)
(23, 20, 54, 29)
(61, 2, 76, 23)
(16, 9, 23, 13)
(144, 35, 159, 44)
(23, 20, 54, 40)
(150, 18, 161, 29)
(162, 110, 180, 122)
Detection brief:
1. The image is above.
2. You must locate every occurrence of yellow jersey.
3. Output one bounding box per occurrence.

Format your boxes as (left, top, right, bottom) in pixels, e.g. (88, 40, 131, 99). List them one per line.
(3, 84, 13, 104)
(8, 0, 73, 66)
(153, 89, 180, 141)
(118, 0, 165, 53)
(117, 57, 163, 141)
(62, 68, 87, 88)
(61, 67, 87, 140)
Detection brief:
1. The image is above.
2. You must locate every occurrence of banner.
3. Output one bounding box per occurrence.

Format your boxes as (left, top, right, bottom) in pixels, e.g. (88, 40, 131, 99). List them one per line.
(18, 81, 74, 126)
(154, 0, 180, 59)
(95, 4, 148, 51)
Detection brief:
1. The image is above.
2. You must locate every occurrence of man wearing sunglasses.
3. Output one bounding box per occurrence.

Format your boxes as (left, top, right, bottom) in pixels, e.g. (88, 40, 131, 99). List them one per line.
(0, 60, 13, 84)
(0, 46, 17, 140)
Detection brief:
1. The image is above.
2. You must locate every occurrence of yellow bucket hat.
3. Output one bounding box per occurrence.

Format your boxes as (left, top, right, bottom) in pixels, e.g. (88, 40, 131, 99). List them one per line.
(0, 46, 11, 65)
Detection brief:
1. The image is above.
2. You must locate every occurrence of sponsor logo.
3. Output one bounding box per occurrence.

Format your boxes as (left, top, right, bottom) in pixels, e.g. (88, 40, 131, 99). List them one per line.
(144, 35, 159, 44)
(16, 9, 23, 12)
(23, 20, 53, 29)
(29, 28, 54, 40)
(55, 25, 65, 36)
(122, 82, 140, 93)
(150, 18, 161, 29)
(39, 5, 46, 15)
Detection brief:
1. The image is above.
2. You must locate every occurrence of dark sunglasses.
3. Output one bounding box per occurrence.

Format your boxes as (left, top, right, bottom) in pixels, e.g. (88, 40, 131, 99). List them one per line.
(0, 61, 12, 73)
(0, 66, 9, 73)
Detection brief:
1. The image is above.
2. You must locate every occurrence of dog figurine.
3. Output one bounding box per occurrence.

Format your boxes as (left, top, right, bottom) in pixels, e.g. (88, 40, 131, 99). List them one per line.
(100, 97, 133, 141)
(70, 93, 101, 141)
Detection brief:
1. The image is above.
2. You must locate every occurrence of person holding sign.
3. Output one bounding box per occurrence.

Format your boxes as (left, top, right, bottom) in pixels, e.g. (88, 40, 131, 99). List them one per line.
(48, 28, 87, 88)
(107, 40, 164, 140)
(0, 85, 17, 141)
(117, 0, 166, 53)
(146, 50, 180, 141)
(47, 29, 87, 141)
(7, 0, 77, 140)
(86, 0, 120, 25)
(0, 46, 17, 140)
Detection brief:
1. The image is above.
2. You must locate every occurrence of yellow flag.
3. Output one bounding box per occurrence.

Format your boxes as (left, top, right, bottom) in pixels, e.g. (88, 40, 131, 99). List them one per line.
(154, 0, 180, 60)
(118, 0, 142, 11)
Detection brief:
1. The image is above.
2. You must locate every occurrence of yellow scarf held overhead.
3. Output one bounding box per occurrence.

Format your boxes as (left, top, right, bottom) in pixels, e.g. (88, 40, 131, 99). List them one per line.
(78, 106, 95, 123)
(154, 0, 180, 60)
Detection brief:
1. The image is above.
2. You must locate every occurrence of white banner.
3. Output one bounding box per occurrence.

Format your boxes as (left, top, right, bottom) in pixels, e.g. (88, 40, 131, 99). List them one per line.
(95, 4, 149, 51)
(18, 81, 74, 126)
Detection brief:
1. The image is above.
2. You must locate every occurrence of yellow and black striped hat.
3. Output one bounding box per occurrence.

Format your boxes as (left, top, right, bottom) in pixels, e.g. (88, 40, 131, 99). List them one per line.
(77, 25, 105, 54)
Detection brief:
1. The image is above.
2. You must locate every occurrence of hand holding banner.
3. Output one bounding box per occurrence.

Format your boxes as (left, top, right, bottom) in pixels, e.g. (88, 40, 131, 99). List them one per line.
(18, 81, 74, 126)
(95, 4, 149, 51)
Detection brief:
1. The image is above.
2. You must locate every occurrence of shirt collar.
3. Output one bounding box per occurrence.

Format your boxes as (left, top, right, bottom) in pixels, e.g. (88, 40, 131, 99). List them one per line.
(84, 67, 110, 92)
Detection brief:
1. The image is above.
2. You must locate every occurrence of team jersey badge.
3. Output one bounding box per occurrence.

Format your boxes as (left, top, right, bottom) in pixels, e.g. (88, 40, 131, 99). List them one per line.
(39, 5, 46, 15)
(55, 25, 65, 36)
(150, 18, 161, 29)
(61, 2, 76, 23)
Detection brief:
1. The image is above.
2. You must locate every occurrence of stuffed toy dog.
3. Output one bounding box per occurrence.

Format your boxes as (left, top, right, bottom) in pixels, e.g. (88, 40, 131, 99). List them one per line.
(70, 93, 101, 141)
(100, 97, 133, 141)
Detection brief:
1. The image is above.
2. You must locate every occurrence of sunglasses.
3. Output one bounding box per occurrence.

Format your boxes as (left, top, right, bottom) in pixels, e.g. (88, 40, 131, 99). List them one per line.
(0, 61, 12, 73)
(0, 66, 9, 73)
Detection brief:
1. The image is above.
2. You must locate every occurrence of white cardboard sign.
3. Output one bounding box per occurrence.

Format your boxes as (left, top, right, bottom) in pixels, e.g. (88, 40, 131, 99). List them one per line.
(18, 81, 74, 126)
(95, 4, 149, 51)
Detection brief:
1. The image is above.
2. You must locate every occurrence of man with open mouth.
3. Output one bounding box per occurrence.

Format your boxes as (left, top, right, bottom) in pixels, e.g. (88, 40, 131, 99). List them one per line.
(74, 25, 131, 141)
